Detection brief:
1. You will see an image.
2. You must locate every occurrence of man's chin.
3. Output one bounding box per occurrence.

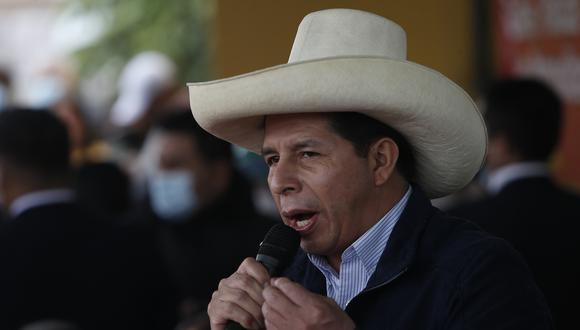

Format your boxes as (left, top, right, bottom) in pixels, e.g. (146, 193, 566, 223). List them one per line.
(300, 240, 329, 256)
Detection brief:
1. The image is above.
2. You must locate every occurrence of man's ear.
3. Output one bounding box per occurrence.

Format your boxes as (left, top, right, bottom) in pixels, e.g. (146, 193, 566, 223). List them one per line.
(368, 137, 399, 186)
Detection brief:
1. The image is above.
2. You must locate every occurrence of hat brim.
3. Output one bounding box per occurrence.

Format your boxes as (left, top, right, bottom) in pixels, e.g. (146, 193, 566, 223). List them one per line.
(188, 56, 487, 198)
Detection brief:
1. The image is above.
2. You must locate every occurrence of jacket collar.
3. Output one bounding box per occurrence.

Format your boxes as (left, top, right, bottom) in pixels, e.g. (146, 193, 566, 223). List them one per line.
(365, 185, 434, 289)
(289, 185, 435, 292)
(10, 189, 75, 219)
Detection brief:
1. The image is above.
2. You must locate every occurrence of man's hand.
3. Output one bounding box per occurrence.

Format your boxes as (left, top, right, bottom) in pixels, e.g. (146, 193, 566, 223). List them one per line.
(262, 277, 356, 330)
(207, 258, 270, 330)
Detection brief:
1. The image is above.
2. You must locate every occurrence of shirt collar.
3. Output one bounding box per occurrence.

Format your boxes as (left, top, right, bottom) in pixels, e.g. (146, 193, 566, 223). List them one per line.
(308, 186, 412, 277)
(10, 188, 75, 218)
(486, 162, 550, 195)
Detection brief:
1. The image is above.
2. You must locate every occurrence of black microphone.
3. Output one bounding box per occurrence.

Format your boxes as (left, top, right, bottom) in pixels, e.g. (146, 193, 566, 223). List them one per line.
(225, 223, 300, 330)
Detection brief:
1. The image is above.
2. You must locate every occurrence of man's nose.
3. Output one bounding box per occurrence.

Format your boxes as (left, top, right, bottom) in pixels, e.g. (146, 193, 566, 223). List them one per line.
(268, 158, 300, 196)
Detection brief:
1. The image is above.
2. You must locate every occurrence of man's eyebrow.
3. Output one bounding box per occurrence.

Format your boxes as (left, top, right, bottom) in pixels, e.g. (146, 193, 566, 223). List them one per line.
(261, 139, 323, 156)
(261, 146, 275, 156)
(290, 139, 323, 151)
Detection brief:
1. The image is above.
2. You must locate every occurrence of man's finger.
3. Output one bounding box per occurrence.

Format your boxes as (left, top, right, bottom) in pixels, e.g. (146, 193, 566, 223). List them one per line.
(221, 272, 266, 306)
(208, 296, 262, 330)
(262, 280, 300, 316)
(262, 298, 288, 330)
(238, 257, 270, 285)
(270, 277, 314, 305)
(210, 271, 268, 329)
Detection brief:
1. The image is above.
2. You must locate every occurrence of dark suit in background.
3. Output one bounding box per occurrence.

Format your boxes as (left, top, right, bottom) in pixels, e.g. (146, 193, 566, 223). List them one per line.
(449, 79, 580, 329)
(0, 109, 175, 330)
(451, 176, 580, 329)
(0, 201, 114, 329)
(0, 198, 174, 330)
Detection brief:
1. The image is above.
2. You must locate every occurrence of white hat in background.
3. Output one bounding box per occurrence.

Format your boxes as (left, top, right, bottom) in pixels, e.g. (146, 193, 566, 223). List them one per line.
(110, 51, 176, 127)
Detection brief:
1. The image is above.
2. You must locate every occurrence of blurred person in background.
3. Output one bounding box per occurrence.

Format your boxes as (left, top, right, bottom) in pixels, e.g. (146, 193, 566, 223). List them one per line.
(53, 98, 107, 166)
(27, 65, 74, 110)
(75, 161, 131, 220)
(73, 160, 178, 330)
(0, 68, 10, 221)
(109, 51, 179, 152)
(0, 109, 175, 330)
(28, 64, 110, 166)
(0, 67, 13, 111)
(450, 78, 580, 329)
(133, 110, 275, 328)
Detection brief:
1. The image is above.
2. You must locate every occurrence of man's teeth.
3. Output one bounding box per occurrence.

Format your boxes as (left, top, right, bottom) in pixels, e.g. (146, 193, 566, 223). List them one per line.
(296, 219, 311, 227)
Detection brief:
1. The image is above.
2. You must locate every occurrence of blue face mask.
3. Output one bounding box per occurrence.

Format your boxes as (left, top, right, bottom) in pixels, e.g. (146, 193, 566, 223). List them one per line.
(28, 77, 66, 108)
(148, 170, 197, 222)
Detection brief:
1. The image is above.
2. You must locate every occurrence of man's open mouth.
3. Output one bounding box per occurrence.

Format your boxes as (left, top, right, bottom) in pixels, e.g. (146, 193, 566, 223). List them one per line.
(295, 212, 316, 227)
(283, 210, 318, 231)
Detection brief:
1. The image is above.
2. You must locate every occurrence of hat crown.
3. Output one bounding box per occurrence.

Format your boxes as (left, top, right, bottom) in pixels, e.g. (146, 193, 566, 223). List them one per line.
(288, 9, 407, 63)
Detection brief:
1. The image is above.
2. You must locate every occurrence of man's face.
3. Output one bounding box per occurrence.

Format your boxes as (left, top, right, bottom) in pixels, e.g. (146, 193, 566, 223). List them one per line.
(156, 132, 215, 207)
(262, 113, 378, 260)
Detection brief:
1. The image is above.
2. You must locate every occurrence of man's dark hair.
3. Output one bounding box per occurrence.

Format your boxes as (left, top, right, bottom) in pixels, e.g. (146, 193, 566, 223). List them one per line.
(0, 108, 70, 175)
(484, 78, 562, 161)
(155, 110, 232, 162)
(327, 112, 416, 181)
(76, 161, 130, 216)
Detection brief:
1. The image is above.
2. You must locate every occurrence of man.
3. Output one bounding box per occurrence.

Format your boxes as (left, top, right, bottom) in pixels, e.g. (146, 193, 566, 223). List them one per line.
(188, 9, 552, 329)
(138, 110, 274, 323)
(0, 109, 172, 330)
(450, 79, 580, 329)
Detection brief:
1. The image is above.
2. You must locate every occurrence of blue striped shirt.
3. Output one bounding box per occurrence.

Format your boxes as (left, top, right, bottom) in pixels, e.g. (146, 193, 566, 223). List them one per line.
(307, 186, 412, 309)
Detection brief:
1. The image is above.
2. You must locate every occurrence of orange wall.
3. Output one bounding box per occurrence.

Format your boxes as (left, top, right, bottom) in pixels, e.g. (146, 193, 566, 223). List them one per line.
(213, 0, 475, 95)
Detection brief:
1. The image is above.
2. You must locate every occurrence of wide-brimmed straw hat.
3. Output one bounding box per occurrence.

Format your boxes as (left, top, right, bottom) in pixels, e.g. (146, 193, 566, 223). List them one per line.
(187, 8, 487, 198)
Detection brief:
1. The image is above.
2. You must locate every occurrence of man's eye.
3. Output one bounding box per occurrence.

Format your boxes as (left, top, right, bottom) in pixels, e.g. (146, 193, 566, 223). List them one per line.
(265, 156, 279, 167)
(302, 151, 319, 158)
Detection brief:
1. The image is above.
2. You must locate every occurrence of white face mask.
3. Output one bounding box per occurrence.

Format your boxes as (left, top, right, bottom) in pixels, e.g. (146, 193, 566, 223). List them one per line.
(148, 170, 197, 222)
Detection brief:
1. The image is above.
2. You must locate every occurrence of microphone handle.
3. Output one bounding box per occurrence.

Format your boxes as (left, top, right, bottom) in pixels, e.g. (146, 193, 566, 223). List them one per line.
(225, 320, 246, 330)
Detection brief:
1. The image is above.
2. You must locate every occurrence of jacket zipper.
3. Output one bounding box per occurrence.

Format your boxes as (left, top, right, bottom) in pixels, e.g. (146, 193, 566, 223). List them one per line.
(364, 267, 408, 293)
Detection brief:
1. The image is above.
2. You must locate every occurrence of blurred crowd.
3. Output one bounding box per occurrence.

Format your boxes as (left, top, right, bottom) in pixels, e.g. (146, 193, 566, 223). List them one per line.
(0, 52, 277, 330)
(1, 50, 580, 330)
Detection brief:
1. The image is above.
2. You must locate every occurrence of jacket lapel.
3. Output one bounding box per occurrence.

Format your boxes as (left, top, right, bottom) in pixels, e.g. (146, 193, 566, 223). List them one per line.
(365, 186, 434, 290)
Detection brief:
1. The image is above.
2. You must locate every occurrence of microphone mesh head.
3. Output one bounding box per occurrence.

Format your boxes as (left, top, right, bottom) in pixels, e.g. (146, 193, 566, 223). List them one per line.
(257, 223, 300, 266)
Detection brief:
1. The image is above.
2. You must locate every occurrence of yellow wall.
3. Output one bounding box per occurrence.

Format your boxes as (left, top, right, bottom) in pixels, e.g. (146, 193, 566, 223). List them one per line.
(213, 0, 475, 94)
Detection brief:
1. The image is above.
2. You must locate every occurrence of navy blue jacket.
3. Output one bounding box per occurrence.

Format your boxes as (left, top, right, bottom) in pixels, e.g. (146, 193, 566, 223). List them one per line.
(450, 177, 580, 329)
(283, 188, 553, 329)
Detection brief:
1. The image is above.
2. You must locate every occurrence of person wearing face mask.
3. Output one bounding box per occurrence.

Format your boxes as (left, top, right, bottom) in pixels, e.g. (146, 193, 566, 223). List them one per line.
(148, 169, 198, 221)
(137, 110, 276, 327)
